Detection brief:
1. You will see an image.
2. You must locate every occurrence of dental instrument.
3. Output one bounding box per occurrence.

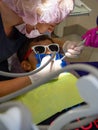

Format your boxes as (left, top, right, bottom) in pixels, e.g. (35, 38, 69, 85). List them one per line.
(0, 53, 56, 77)
(0, 63, 98, 103)
(61, 38, 86, 60)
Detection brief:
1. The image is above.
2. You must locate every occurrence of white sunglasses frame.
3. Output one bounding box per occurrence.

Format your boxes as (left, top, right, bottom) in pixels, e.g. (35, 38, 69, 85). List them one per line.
(31, 43, 59, 54)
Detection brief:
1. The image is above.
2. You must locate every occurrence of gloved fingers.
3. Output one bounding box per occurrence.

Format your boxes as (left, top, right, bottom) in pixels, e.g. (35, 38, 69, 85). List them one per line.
(65, 52, 78, 58)
(67, 49, 81, 55)
(63, 40, 85, 58)
(74, 45, 84, 51)
(65, 46, 83, 58)
(66, 45, 84, 58)
(63, 41, 77, 51)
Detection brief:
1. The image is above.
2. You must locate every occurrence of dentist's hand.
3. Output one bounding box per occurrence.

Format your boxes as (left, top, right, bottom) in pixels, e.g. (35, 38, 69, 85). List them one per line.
(28, 55, 63, 84)
(63, 41, 84, 58)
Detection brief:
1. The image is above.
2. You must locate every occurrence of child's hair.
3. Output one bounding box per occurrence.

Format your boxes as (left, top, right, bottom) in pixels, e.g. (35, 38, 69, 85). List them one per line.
(17, 35, 54, 62)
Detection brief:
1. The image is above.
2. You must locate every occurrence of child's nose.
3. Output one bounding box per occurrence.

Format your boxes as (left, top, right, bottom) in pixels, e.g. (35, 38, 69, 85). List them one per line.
(46, 48, 51, 54)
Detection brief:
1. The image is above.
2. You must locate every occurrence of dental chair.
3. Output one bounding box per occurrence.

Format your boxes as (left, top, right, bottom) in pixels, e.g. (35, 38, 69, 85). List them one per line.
(48, 64, 98, 130)
(0, 53, 83, 125)
(0, 63, 98, 130)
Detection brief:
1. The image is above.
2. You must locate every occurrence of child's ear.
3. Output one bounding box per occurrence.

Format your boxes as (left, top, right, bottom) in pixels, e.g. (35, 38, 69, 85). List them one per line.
(21, 60, 32, 71)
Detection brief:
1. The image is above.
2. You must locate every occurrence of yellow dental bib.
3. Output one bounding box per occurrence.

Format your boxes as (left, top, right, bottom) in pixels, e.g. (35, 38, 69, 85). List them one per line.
(13, 73, 83, 124)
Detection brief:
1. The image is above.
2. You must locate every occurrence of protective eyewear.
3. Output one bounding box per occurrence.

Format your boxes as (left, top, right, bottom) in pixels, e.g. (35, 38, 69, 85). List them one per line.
(31, 43, 59, 54)
(23, 43, 59, 60)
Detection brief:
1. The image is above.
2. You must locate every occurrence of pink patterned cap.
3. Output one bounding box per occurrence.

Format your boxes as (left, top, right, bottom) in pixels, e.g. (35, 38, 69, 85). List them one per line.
(3, 0, 74, 25)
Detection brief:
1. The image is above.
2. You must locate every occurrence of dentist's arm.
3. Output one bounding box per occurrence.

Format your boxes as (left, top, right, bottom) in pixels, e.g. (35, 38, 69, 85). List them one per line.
(0, 76, 31, 97)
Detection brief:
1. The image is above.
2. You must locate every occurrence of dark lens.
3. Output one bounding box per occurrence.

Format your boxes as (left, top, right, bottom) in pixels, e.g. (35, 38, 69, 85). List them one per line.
(49, 44, 59, 52)
(34, 46, 45, 54)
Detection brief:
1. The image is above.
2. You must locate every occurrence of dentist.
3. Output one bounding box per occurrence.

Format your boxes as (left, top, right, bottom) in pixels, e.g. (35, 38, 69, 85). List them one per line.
(0, 0, 84, 96)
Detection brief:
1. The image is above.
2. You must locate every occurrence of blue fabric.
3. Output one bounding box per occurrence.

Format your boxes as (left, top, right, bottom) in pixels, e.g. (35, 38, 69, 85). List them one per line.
(35, 53, 67, 68)
(70, 62, 98, 76)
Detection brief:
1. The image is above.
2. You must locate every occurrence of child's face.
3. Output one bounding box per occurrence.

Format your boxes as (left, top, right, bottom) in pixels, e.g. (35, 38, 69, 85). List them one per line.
(21, 39, 59, 71)
(29, 39, 53, 70)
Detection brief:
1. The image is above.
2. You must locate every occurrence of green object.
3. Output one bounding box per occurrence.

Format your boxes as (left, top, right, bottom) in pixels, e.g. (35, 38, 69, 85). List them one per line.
(14, 73, 83, 124)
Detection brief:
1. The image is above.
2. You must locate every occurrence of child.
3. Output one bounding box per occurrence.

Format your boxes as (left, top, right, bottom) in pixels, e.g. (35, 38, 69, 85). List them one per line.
(11, 35, 67, 74)
(11, 35, 79, 78)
